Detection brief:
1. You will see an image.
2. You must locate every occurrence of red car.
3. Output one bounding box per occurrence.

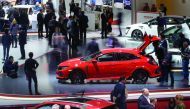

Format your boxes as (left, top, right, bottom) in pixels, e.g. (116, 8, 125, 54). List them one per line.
(32, 97, 116, 109)
(56, 36, 161, 84)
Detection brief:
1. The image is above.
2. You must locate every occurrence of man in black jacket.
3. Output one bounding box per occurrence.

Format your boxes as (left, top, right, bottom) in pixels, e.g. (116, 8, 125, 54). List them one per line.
(101, 9, 108, 39)
(19, 27, 27, 59)
(79, 11, 88, 44)
(18, 10, 29, 31)
(37, 9, 44, 39)
(44, 10, 55, 38)
(24, 52, 40, 95)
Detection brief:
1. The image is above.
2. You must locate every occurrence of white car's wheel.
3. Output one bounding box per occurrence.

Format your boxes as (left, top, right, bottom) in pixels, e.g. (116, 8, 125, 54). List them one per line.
(131, 29, 143, 40)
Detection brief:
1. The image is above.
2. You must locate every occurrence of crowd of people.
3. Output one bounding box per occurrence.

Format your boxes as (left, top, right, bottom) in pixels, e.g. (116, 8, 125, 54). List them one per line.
(142, 3, 167, 15)
(111, 77, 187, 109)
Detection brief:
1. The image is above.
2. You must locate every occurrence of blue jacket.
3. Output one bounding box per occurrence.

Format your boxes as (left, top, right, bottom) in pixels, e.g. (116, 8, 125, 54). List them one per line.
(1, 34, 12, 47)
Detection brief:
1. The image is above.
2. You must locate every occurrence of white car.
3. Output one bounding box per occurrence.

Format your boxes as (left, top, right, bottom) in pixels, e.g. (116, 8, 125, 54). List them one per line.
(13, 5, 38, 29)
(125, 16, 185, 40)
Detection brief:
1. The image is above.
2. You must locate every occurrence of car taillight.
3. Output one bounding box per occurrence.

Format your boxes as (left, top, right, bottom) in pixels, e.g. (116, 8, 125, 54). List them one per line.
(148, 58, 157, 65)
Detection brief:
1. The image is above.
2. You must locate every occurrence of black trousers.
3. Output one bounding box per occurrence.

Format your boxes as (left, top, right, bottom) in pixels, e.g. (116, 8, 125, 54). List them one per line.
(101, 25, 107, 38)
(20, 44, 25, 58)
(38, 25, 43, 38)
(80, 28, 87, 44)
(27, 74, 38, 94)
(45, 24, 49, 37)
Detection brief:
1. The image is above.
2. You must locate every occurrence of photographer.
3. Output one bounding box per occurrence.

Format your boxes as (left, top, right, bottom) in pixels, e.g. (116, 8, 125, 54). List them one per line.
(3, 56, 18, 78)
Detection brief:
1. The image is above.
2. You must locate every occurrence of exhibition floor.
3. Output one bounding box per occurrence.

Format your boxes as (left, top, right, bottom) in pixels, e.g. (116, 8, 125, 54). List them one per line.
(0, 29, 189, 96)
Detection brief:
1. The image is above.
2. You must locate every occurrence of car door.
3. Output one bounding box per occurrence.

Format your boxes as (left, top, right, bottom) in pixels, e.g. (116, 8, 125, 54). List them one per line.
(113, 53, 139, 78)
(87, 53, 117, 78)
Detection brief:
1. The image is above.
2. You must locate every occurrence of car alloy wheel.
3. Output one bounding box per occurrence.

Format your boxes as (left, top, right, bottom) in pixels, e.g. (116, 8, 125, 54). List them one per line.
(131, 29, 143, 40)
(132, 70, 148, 84)
(70, 70, 85, 84)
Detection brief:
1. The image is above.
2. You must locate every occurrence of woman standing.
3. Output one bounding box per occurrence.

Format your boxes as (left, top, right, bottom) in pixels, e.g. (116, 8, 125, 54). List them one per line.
(10, 19, 19, 48)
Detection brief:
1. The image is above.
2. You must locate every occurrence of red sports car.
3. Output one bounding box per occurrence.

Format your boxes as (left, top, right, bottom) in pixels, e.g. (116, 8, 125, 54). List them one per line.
(56, 36, 161, 84)
(32, 97, 116, 109)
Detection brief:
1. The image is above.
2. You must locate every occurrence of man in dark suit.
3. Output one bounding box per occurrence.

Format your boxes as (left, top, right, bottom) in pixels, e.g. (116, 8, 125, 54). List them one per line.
(101, 9, 108, 39)
(79, 11, 88, 44)
(37, 9, 44, 39)
(19, 27, 27, 59)
(138, 88, 152, 109)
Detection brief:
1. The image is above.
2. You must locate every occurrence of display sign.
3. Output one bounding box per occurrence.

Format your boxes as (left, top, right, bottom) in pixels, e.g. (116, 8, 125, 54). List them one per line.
(114, 0, 124, 8)
(124, 0, 131, 10)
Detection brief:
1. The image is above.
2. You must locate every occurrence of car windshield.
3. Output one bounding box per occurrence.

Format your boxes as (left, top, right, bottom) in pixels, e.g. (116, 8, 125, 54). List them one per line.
(81, 52, 101, 61)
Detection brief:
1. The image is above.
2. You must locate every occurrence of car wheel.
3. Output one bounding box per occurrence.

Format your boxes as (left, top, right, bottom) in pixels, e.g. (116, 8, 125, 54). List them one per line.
(131, 29, 143, 40)
(70, 70, 85, 84)
(132, 70, 148, 84)
(58, 79, 66, 84)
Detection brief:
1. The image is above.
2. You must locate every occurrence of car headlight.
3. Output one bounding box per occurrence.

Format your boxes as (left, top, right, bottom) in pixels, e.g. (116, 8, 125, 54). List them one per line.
(57, 66, 69, 70)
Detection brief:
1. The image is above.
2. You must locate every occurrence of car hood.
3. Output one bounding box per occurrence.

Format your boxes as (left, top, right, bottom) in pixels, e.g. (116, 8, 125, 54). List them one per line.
(59, 58, 82, 66)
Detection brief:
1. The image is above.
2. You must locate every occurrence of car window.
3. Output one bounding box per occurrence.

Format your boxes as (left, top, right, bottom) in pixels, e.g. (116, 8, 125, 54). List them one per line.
(166, 17, 182, 25)
(117, 53, 139, 61)
(148, 19, 157, 25)
(81, 52, 101, 61)
(97, 53, 116, 62)
(37, 104, 53, 109)
(163, 26, 181, 36)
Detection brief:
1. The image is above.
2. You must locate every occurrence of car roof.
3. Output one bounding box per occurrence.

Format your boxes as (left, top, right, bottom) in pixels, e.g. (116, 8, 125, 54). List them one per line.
(100, 48, 138, 54)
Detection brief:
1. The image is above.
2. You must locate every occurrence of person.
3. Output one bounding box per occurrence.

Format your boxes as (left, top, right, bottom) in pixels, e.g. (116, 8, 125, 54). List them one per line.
(175, 94, 186, 109)
(73, 3, 80, 17)
(101, 9, 108, 39)
(149, 98, 157, 109)
(1, 29, 12, 61)
(58, 15, 68, 39)
(48, 15, 57, 46)
(24, 52, 40, 95)
(67, 16, 74, 46)
(0, 5, 5, 32)
(107, 8, 113, 33)
(7, 5, 15, 22)
(18, 10, 29, 31)
(86, 38, 99, 55)
(143, 3, 150, 11)
(46, 0, 55, 13)
(151, 4, 157, 12)
(10, 19, 19, 48)
(138, 88, 152, 109)
(157, 14, 166, 36)
(3, 56, 18, 78)
(159, 4, 167, 16)
(59, 0, 66, 16)
(52, 104, 60, 109)
(117, 12, 123, 36)
(79, 11, 88, 44)
(180, 41, 190, 83)
(162, 52, 174, 87)
(159, 34, 168, 54)
(44, 10, 55, 38)
(64, 105, 71, 109)
(167, 98, 176, 109)
(69, 0, 75, 15)
(19, 27, 27, 60)
(37, 9, 44, 39)
(112, 76, 128, 109)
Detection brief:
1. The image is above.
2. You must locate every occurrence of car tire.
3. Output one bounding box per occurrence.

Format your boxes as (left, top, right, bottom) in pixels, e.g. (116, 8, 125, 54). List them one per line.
(70, 70, 85, 84)
(131, 29, 143, 40)
(58, 79, 66, 84)
(132, 70, 148, 84)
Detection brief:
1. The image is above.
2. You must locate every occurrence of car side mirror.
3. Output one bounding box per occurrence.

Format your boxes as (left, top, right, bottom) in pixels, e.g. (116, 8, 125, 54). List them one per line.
(148, 22, 151, 27)
(92, 59, 97, 63)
